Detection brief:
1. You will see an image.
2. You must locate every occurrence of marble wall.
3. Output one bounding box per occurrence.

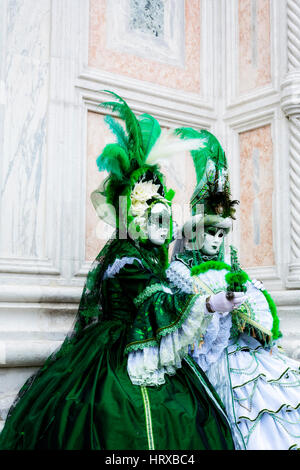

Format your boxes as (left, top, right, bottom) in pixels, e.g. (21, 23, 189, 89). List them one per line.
(239, 125, 274, 268)
(86, 112, 113, 260)
(87, 0, 276, 271)
(238, 0, 271, 94)
(89, 0, 201, 93)
(0, 0, 52, 431)
(0, 0, 51, 261)
(86, 0, 201, 262)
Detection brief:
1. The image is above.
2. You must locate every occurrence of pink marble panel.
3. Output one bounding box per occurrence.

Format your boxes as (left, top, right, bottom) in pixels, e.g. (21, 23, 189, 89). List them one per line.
(239, 125, 274, 268)
(238, 0, 271, 94)
(86, 112, 114, 261)
(160, 140, 197, 233)
(86, 112, 197, 261)
(89, 0, 201, 93)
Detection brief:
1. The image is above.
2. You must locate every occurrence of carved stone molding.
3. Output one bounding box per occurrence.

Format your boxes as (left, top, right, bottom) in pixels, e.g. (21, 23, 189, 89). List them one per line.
(106, 0, 185, 66)
(287, 0, 300, 70)
(280, 70, 300, 118)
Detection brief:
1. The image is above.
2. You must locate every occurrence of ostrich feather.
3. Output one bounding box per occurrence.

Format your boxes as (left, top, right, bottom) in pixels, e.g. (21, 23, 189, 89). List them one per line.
(176, 127, 228, 188)
(99, 91, 144, 165)
(138, 113, 161, 158)
(145, 128, 206, 167)
(104, 115, 128, 151)
(96, 144, 130, 180)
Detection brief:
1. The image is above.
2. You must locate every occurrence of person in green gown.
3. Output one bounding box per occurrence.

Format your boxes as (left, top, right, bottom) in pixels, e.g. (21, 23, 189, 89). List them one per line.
(0, 93, 238, 450)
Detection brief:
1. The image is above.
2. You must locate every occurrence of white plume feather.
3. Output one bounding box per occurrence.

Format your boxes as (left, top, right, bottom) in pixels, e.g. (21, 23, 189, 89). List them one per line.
(145, 129, 207, 167)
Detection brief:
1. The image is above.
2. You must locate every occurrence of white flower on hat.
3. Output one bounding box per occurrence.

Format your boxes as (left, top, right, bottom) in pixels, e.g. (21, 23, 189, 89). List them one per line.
(130, 200, 149, 217)
(131, 180, 160, 204)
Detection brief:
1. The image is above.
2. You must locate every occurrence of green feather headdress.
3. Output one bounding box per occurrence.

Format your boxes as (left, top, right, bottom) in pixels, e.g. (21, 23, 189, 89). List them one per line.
(91, 92, 205, 241)
(175, 127, 239, 225)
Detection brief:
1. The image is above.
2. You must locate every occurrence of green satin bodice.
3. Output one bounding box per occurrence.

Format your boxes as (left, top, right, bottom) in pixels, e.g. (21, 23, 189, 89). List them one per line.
(99, 240, 194, 354)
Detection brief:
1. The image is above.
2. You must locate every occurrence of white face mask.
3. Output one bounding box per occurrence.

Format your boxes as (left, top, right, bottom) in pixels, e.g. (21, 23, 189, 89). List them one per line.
(201, 226, 226, 255)
(147, 203, 170, 246)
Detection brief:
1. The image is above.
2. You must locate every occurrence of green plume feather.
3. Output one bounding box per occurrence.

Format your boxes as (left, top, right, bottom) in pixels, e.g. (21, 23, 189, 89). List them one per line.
(104, 115, 128, 151)
(175, 128, 227, 184)
(225, 270, 249, 288)
(99, 91, 144, 166)
(96, 144, 130, 180)
(191, 261, 231, 276)
(261, 289, 282, 340)
(138, 113, 161, 158)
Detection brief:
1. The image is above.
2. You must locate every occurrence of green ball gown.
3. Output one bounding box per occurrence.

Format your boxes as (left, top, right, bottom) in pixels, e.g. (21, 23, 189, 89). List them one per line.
(0, 238, 234, 450)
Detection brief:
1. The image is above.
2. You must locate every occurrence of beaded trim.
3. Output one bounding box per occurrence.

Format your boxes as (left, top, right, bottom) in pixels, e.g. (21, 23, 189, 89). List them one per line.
(232, 366, 300, 390)
(225, 348, 247, 449)
(239, 402, 300, 425)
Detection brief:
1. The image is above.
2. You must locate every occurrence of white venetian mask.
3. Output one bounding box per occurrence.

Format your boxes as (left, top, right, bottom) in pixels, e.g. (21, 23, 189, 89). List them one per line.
(201, 226, 226, 255)
(146, 202, 171, 246)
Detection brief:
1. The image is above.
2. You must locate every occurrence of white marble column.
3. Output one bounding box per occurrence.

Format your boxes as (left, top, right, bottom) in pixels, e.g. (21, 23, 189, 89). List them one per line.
(0, 0, 90, 431)
(0, 0, 56, 431)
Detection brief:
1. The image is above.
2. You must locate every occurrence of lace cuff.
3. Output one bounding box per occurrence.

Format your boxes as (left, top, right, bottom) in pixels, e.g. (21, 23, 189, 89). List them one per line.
(127, 295, 213, 386)
(191, 312, 232, 372)
(103, 257, 143, 280)
(166, 261, 194, 294)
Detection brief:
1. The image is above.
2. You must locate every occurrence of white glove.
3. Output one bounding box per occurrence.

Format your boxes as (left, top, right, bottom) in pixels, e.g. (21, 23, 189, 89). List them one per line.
(208, 291, 247, 314)
(251, 278, 264, 291)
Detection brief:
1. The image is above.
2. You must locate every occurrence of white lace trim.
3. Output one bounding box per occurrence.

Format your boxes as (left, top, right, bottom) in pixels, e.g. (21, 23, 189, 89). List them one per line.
(134, 284, 173, 307)
(103, 257, 143, 280)
(167, 260, 232, 372)
(191, 312, 232, 372)
(127, 295, 213, 386)
(166, 261, 194, 294)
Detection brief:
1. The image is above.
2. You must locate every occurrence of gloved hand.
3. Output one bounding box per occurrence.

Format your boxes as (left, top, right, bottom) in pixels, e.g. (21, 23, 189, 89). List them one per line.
(207, 291, 247, 314)
(251, 278, 264, 291)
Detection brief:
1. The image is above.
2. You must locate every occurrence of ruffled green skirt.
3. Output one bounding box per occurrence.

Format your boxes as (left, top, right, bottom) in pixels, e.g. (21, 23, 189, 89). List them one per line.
(0, 321, 234, 450)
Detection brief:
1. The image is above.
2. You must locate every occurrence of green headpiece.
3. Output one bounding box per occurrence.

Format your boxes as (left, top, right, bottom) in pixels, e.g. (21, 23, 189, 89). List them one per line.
(92, 92, 204, 242)
(176, 127, 238, 231)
